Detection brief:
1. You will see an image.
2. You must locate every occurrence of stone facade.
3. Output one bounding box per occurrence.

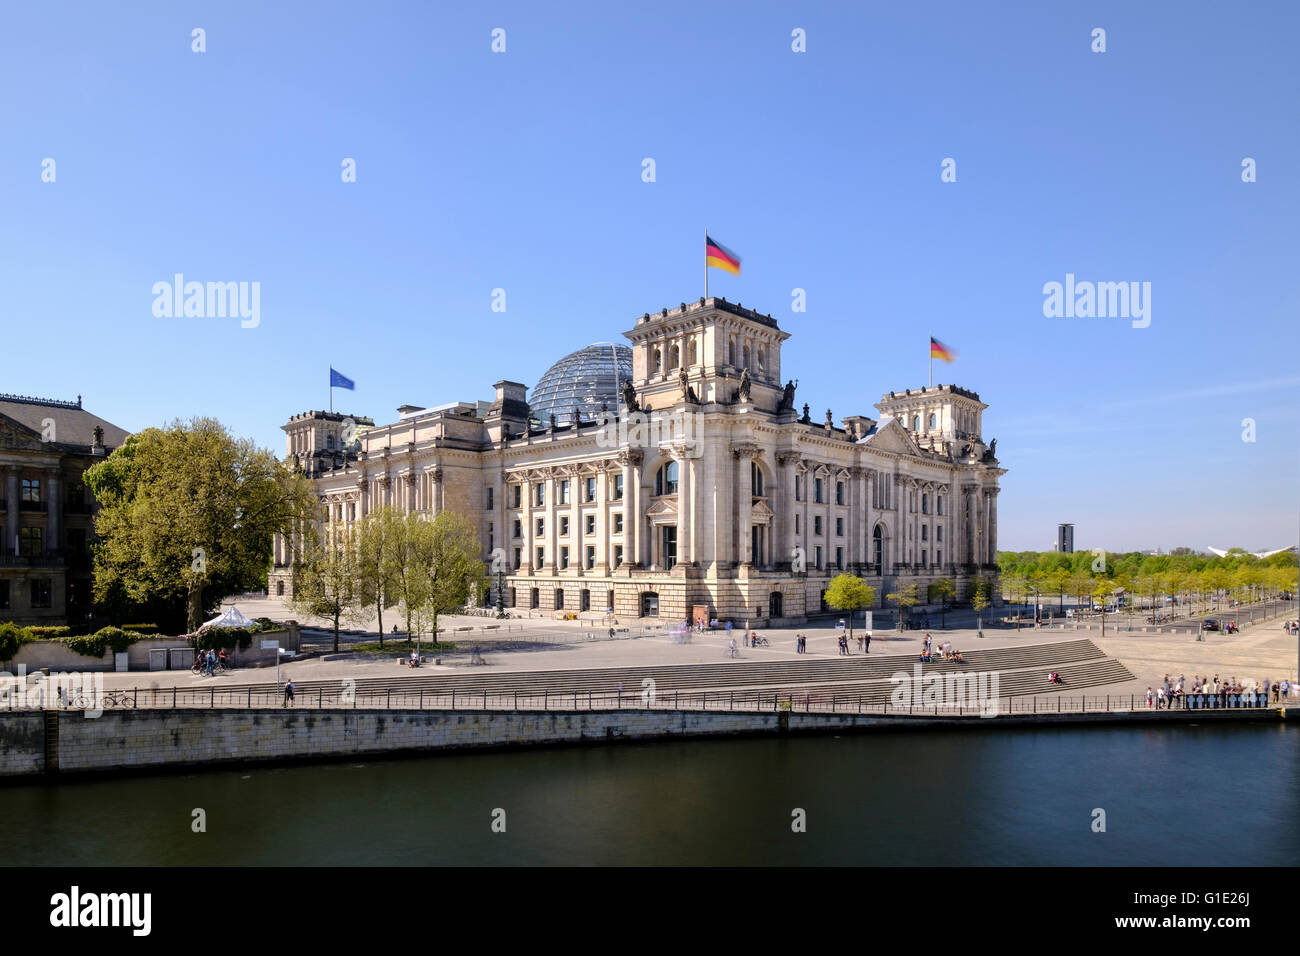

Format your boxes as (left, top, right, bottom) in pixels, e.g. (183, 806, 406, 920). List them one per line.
(272, 298, 1004, 624)
(0, 395, 129, 625)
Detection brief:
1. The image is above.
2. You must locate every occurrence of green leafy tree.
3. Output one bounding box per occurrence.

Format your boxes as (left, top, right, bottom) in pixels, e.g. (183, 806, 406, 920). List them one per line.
(414, 510, 489, 651)
(289, 525, 361, 653)
(886, 582, 920, 630)
(825, 573, 876, 642)
(970, 579, 990, 632)
(355, 506, 402, 646)
(84, 418, 316, 632)
(929, 578, 957, 627)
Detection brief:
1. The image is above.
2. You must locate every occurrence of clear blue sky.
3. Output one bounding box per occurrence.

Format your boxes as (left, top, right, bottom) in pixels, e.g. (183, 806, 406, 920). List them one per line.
(3, 1, 1297, 553)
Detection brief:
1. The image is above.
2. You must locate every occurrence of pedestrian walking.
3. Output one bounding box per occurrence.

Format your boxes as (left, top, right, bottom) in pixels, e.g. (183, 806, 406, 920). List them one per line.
(864, 630, 871, 654)
(284, 679, 295, 708)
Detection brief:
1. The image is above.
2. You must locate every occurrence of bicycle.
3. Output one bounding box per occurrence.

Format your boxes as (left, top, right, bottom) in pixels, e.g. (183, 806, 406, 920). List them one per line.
(101, 689, 137, 708)
(750, 635, 770, 647)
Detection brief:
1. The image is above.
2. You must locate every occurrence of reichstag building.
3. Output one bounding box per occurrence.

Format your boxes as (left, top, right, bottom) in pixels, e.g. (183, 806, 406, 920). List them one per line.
(272, 297, 1005, 624)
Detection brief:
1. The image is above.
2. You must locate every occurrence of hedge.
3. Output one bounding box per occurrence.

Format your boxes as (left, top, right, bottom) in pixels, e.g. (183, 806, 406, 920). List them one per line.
(193, 626, 254, 652)
(120, 623, 160, 634)
(0, 622, 35, 662)
(63, 626, 139, 659)
(27, 625, 72, 639)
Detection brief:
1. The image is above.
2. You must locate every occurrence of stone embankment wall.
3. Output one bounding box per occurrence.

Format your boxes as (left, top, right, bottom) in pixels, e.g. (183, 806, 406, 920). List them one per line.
(0, 706, 1285, 778)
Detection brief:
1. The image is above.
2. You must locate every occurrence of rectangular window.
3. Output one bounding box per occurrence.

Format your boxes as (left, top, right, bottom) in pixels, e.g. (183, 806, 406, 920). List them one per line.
(513, 548, 521, 570)
(937, 550, 942, 566)
(814, 516, 822, 536)
(814, 545, 823, 570)
(19, 527, 42, 557)
(836, 517, 844, 537)
(661, 526, 677, 570)
(585, 514, 595, 535)
(586, 546, 596, 570)
(581, 589, 591, 611)
(613, 512, 623, 534)
(555, 589, 564, 610)
(836, 481, 844, 506)
(559, 479, 570, 504)
(937, 496, 944, 516)
(536, 518, 545, 537)
(511, 484, 521, 508)
(486, 487, 494, 510)
(922, 525, 928, 541)
(20, 478, 40, 502)
(560, 516, 570, 536)
(585, 476, 596, 501)
(560, 546, 570, 570)
(937, 526, 943, 541)
(0, 580, 8, 610)
(30, 579, 51, 608)
(836, 547, 843, 569)
(513, 519, 521, 538)
(795, 514, 800, 534)
(536, 547, 545, 567)
(535, 483, 545, 506)
(794, 476, 802, 502)
(814, 478, 823, 504)
(614, 545, 624, 566)
(613, 474, 624, 500)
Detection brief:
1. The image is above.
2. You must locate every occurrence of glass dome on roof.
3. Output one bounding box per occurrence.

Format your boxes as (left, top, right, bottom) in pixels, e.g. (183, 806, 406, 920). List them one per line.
(529, 342, 632, 426)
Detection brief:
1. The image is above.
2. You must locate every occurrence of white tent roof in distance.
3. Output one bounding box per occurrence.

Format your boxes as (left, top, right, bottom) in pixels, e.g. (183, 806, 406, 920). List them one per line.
(201, 606, 256, 630)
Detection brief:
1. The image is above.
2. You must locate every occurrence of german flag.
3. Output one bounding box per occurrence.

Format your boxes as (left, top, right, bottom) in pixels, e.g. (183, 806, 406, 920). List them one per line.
(930, 336, 955, 363)
(706, 235, 741, 275)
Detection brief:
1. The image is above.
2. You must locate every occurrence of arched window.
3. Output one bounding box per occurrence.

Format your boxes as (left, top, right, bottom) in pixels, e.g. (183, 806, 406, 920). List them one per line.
(742, 345, 750, 369)
(669, 344, 680, 370)
(653, 347, 662, 372)
(729, 338, 736, 366)
(873, 525, 884, 566)
(912, 415, 921, 431)
(688, 339, 698, 366)
(928, 412, 936, 429)
(656, 460, 679, 496)
(757, 347, 767, 375)
(751, 461, 764, 497)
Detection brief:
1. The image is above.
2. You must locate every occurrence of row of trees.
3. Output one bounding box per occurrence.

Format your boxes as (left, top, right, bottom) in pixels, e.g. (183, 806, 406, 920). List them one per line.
(993, 548, 1289, 624)
(289, 506, 486, 652)
(822, 574, 995, 634)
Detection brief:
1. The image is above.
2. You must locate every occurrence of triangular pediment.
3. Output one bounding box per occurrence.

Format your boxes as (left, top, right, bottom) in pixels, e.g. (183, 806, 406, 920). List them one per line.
(645, 497, 678, 517)
(859, 417, 921, 456)
(0, 415, 47, 452)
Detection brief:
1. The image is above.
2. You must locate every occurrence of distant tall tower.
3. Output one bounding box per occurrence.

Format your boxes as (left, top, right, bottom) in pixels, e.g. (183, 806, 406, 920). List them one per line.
(1057, 523, 1075, 553)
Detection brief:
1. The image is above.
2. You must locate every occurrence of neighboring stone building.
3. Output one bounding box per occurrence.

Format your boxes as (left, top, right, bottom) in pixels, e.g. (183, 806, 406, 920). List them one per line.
(0, 394, 130, 625)
(271, 297, 1004, 624)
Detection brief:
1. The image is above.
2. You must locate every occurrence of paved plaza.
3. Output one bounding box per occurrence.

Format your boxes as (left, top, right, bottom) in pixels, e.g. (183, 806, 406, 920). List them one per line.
(89, 595, 1299, 698)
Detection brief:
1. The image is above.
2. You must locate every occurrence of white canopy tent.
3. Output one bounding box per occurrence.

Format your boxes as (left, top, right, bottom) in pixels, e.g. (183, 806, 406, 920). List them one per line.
(200, 606, 256, 630)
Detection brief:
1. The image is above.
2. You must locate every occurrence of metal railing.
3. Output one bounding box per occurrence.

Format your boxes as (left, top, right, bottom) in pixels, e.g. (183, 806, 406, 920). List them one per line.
(10, 685, 1292, 717)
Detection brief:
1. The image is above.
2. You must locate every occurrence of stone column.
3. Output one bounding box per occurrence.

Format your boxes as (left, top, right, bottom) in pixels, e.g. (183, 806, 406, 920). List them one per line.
(569, 470, 582, 575)
(596, 465, 610, 573)
(676, 448, 692, 566)
(357, 474, 369, 519)
(544, 472, 557, 571)
(520, 477, 533, 573)
(6, 467, 19, 555)
(774, 453, 797, 569)
(988, 489, 999, 565)
(734, 445, 756, 566)
(46, 469, 61, 555)
(404, 473, 416, 515)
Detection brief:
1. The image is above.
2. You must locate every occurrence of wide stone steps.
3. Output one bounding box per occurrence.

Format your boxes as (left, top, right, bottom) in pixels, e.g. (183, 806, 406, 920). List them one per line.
(229, 639, 1128, 699)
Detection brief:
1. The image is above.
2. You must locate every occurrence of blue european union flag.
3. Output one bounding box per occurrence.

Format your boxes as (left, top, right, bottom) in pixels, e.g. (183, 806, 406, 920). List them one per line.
(330, 368, 355, 390)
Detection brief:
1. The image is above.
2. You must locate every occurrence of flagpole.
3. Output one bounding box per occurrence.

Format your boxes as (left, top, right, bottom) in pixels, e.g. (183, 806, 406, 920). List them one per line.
(704, 228, 708, 301)
(928, 333, 933, 388)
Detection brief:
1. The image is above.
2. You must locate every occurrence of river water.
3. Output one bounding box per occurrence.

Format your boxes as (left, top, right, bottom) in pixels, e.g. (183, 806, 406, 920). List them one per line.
(2, 724, 1295, 865)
